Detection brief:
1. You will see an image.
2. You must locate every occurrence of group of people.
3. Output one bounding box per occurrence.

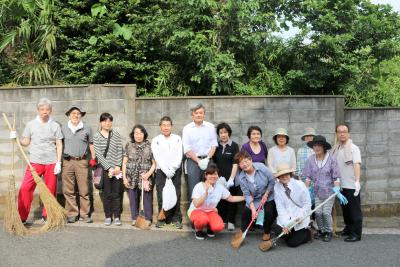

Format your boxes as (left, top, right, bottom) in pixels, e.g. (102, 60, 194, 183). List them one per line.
(9, 98, 363, 250)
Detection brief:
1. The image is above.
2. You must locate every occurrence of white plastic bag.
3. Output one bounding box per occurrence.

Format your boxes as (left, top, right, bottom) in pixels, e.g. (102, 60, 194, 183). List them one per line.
(162, 178, 177, 211)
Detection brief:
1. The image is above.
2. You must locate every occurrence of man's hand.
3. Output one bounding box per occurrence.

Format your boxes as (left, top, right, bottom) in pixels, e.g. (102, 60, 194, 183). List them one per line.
(54, 162, 62, 175)
(9, 131, 17, 139)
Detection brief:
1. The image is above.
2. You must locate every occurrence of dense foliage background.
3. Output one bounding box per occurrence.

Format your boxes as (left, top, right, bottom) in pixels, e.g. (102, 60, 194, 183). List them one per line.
(1, 0, 400, 106)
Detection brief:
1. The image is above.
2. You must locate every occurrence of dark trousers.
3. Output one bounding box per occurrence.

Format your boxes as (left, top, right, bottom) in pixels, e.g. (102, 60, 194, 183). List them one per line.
(155, 168, 182, 223)
(186, 158, 204, 200)
(217, 185, 241, 224)
(241, 200, 277, 234)
(102, 174, 123, 219)
(341, 188, 363, 239)
(281, 228, 311, 247)
(127, 187, 153, 221)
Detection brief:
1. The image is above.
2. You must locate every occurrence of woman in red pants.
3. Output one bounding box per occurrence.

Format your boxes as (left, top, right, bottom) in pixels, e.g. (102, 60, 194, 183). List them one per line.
(189, 164, 244, 240)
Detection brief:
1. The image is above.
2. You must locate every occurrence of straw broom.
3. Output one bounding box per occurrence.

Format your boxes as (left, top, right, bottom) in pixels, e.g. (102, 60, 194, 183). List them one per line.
(2, 113, 66, 232)
(135, 181, 151, 230)
(3, 113, 31, 236)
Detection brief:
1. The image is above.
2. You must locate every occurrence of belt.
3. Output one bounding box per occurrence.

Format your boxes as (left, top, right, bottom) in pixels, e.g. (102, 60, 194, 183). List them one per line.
(198, 155, 208, 159)
(64, 155, 87, 161)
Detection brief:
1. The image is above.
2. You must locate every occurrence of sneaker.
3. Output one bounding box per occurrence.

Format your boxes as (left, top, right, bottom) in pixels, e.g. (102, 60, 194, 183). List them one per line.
(207, 227, 215, 238)
(156, 221, 166, 228)
(174, 221, 183, 229)
(314, 231, 325, 240)
(41, 217, 47, 224)
(84, 217, 93, 223)
(114, 218, 122, 226)
(67, 216, 77, 223)
(195, 231, 206, 240)
(104, 218, 112, 226)
(323, 232, 332, 242)
(131, 220, 136, 226)
(227, 222, 235, 231)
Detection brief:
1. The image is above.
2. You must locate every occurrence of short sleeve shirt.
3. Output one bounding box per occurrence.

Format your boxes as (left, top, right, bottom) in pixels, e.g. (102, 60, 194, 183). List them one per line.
(190, 182, 230, 212)
(62, 123, 93, 157)
(335, 144, 362, 189)
(22, 118, 63, 164)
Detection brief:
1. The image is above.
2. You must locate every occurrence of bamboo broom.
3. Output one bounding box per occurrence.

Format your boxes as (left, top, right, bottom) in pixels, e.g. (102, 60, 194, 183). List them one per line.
(3, 113, 31, 236)
(2, 113, 66, 232)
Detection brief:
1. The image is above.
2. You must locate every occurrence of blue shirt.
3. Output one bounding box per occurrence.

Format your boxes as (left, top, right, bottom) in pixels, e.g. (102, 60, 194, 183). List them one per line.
(238, 162, 275, 209)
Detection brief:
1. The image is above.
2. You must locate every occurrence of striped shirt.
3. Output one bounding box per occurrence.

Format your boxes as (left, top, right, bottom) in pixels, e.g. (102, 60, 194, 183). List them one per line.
(93, 130, 123, 170)
(296, 144, 314, 181)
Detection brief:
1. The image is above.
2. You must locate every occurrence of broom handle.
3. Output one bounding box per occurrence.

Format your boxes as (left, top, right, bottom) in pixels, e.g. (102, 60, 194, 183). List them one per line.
(2, 113, 34, 170)
(11, 113, 15, 176)
(244, 190, 270, 233)
(140, 177, 144, 211)
(276, 192, 338, 239)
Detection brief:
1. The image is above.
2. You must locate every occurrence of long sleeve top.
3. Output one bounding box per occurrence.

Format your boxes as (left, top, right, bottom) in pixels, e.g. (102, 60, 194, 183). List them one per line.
(267, 145, 296, 174)
(151, 133, 183, 172)
(238, 162, 275, 209)
(93, 130, 123, 170)
(274, 178, 311, 231)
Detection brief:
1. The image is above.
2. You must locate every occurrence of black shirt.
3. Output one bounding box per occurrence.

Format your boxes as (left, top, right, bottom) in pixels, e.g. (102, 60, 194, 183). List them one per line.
(213, 140, 240, 179)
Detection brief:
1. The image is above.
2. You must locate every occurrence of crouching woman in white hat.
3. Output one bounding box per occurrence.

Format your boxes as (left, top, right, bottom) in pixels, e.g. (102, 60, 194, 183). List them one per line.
(272, 163, 312, 248)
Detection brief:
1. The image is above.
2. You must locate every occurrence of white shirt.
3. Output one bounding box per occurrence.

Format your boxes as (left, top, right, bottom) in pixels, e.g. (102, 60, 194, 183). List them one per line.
(334, 143, 362, 189)
(274, 178, 311, 231)
(190, 182, 231, 212)
(151, 134, 183, 171)
(182, 121, 218, 156)
(268, 146, 296, 174)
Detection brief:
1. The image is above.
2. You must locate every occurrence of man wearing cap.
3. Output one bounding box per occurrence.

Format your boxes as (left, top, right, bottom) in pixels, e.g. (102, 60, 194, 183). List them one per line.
(61, 105, 96, 223)
(332, 124, 363, 242)
(182, 103, 218, 199)
(269, 163, 312, 248)
(9, 98, 63, 223)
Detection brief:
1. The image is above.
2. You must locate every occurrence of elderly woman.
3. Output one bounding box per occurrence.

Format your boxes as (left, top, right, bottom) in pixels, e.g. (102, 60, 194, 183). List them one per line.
(303, 135, 343, 242)
(241, 126, 268, 164)
(267, 128, 296, 174)
(189, 164, 244, 240)
(122, 124, 156, 227)
(93, 113, 123, 226)
(213, 122, 240, 231)
(235, 151, 277, 245)
(271, 163, 312, 248)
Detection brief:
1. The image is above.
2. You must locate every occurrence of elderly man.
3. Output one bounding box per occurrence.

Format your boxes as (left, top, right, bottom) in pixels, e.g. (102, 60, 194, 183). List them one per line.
(182, 103, 218, 199)
(10, 98, 63, 223)
(61, 105, 96, 223)
(332, 124, 363, 242)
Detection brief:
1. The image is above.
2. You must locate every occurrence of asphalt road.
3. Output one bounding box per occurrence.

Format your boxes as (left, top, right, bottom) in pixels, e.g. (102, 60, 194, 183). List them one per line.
(1, 224, 399, 267)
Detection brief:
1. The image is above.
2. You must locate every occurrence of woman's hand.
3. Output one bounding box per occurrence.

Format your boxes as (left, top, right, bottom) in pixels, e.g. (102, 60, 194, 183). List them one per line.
(250, 205, 257, 220)
(114, 166, 121, 176)
(141, 172, 149, 180)
(123, 178, 130, 188)
(282, 227, 290, 235)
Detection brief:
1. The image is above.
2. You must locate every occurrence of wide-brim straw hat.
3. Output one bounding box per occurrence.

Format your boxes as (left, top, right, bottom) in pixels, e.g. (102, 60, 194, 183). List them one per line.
(273, 128, 289, 138)
(301, 127, 316, 140)
(307, 135, 331, 150)
(274, 163, 295, 178)
(65, 104, 86, 117)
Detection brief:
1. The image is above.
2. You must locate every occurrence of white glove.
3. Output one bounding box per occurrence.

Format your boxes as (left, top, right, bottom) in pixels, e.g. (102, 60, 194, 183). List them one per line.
(9, 131, 17, 139)
(54, 162, 62, 175)
(354, 181, 361, 196)
(198, 158, 209, 171)
(227, 178, 235, 188)
(217, 176, 227, 188)
(115, 173, 123, 179)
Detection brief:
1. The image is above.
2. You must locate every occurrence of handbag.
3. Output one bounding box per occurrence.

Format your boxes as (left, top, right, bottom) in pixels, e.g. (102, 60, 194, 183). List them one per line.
(93, 131, 112, 190)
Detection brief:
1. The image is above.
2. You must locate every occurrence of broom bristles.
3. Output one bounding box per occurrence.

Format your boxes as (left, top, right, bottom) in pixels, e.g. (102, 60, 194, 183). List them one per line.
(258, 240, 273, 252)
(231, 231, 245, 249)
(3, 176, 31, 236)
(30, 168, 66, 233)
(135, 215, 150, 230)
(157, 209, 166, 221)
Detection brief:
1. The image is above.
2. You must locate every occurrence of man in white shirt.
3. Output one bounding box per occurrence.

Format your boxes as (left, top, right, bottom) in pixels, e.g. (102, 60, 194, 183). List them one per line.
(152, 116, 183, 229)
(182, 104, 218, 200)
(332, 124, 363, 242)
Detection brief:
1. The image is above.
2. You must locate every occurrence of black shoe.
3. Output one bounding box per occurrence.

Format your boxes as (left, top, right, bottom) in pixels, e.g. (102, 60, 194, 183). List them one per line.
(344, 236, 361, 242)
(323, 232, 333, 242)
(314, 231, 325, 240)
(337, 229, 351, 236)
(207, 227, 215, 238)
(156, 221, 166, 228)
(195, 231, 206, 240)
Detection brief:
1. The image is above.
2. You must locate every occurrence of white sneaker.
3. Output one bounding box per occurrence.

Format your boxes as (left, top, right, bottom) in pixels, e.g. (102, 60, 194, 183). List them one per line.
(227, 222, 235, 231)
(114, 218, 122, 226)
(104, 218, 112, 226)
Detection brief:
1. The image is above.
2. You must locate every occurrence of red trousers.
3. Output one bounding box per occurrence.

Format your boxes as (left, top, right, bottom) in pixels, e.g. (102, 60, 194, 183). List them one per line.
(190, 210, 225, 232)
(18, 163, 57, 221)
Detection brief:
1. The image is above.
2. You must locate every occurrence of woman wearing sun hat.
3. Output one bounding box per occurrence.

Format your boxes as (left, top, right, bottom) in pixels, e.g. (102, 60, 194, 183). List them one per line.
(266, 163, 312, 248)
(303, 135, 345, 242)
(267, 128, 296, 175)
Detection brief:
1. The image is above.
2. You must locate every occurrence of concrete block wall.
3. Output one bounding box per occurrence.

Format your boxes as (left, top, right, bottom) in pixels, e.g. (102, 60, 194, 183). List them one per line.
(345, 108, 400, 215)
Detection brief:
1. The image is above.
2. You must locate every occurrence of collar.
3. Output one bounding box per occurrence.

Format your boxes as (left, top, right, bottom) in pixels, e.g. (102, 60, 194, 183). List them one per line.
(189, 121, 206, 128)
(68, 120, 84, 134)
(280, 177, 295, 190)
(36, 115, 52, 124)
(219, 139, 232, 146)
